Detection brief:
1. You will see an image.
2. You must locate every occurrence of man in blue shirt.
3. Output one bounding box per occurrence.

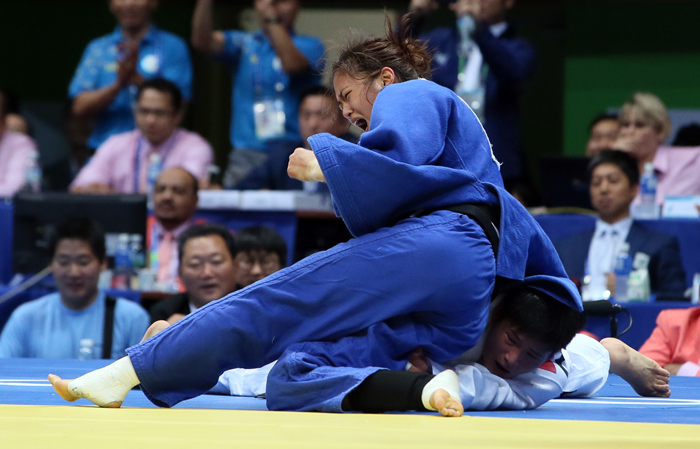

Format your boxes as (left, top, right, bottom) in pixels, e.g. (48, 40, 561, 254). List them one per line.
(192, 0, 325, 187)
(69, 0, 193, 151)
(0, 218, 149, 359)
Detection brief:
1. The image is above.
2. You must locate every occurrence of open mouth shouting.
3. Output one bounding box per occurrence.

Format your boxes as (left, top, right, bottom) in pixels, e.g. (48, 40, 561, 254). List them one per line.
(351, 117, 368, 132)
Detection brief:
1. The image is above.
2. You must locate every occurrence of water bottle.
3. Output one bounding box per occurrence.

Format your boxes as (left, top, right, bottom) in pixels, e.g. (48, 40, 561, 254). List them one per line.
(129, 234, 145, 270)
(613, 242, 632, 302)
(111, 233, 134, 289)
(636, 162, 659, 219)
(23, 151, 42, 193)
(78, 339, 94, 360)
(146, 153, 163, 208)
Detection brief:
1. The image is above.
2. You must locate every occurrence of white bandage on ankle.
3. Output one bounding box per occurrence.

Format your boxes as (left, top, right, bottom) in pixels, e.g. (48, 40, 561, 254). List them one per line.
(421, 370, 461, 411)
(68, 356, 140, 407)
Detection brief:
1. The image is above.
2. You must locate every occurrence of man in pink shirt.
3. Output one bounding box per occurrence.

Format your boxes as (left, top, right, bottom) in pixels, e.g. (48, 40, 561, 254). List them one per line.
(70, 78, 213, 194)
(0, 91, 39, 197)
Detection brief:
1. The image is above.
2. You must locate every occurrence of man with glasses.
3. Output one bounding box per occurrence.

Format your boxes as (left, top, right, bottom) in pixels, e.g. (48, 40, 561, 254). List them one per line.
(70, 78, 213, 194)
(234, 226, 286, 289)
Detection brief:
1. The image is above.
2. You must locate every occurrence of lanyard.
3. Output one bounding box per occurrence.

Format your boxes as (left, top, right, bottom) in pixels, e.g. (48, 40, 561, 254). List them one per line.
(133, 130, 180, 193)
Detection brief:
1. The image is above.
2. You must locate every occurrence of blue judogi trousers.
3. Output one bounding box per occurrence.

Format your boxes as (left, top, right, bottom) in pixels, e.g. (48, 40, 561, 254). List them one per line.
(267, 329, 410, 412)
(127, 211, 495, 407)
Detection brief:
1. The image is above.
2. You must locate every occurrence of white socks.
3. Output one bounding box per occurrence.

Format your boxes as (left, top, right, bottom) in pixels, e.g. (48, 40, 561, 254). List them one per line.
(421, 370, 461, 411)
(68, 356, 140, 407)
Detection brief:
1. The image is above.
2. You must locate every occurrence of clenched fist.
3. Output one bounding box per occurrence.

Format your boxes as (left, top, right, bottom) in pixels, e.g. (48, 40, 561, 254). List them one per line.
(287, 147, 325, 182)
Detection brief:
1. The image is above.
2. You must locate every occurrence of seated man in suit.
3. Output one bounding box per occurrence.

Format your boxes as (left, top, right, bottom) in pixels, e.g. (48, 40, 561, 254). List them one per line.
(150, 223, 239, 324)
(234, 86, 356, 191)
(554, 150, 687, 302)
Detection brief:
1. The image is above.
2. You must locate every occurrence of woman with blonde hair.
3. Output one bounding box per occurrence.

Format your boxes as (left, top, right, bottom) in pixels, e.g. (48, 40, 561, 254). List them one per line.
(614, 92, 700, 204)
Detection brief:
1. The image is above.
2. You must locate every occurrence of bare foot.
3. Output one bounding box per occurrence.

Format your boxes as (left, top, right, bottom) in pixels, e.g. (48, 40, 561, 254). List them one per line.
(430, 388, 464, 417)
(48, 374, 80, 403)
(601, 338, 671, 398)
(421, 370, 463, 416)
(48, 356, 139, 407)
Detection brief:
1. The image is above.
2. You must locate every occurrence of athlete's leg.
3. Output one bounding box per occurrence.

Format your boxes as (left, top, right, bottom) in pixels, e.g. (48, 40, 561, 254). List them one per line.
(54, 212, 494, 407)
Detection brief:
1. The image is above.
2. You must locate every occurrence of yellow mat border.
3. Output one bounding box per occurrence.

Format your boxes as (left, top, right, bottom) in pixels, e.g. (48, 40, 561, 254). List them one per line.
(1, 404, 699, 448)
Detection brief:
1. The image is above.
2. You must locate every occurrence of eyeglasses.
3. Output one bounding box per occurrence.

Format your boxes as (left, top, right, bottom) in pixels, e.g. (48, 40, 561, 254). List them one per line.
(236, 255, 279, 272)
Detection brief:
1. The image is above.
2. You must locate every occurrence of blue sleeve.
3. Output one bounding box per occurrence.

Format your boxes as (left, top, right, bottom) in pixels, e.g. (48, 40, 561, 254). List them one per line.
(0, 309, 27, 358)
(359, 82, 451, 166)
(652, 236, 688, 300)
(472, 28, 536, 91)
(161, 35, 193, 100)
(68, 40, 101, 98)
(219, 30, 247, 65)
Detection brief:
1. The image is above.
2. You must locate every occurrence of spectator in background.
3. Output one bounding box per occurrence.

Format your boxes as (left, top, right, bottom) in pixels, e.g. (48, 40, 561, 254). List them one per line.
(640, 307, 700, 376)
(236, 86, 355, 191)
(192, 0, 325, 187)
(69, 0, 192, 152)
(235, 226, 286, 289)
(586, 113, 618, 157)
(148, 167, 201, 291)
(0, 218, 149, 359)
(613, 92, 700, 204)
(404, 0, 535, 189)
(150, 224, 239, 325)
(554, 150, 686, 302)
(5, 113, 30, 136)
(0, 90, 39, 197)
(70, 79, 213, 194)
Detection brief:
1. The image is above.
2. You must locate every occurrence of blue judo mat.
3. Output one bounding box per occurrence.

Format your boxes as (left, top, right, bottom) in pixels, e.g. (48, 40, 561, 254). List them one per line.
(1, 358, 699, 425)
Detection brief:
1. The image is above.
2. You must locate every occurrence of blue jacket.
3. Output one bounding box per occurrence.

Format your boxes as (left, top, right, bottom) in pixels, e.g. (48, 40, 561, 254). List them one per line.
(554, 221, 688, 301)
(309, 79, 581, 311)
(418, 23, 536, 181)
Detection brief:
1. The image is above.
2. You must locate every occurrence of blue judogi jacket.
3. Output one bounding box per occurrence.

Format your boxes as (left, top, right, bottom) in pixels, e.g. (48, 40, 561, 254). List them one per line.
(309, 79, 581, 310)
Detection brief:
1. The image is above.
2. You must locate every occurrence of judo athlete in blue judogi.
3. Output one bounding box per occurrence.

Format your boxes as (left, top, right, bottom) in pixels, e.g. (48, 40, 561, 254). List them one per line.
(49, 23, 582, 410)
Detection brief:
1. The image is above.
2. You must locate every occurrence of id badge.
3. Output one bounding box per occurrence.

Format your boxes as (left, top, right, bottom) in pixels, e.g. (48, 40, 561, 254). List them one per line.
(254, 99, 286, 141)
(458, 87, 486, 124)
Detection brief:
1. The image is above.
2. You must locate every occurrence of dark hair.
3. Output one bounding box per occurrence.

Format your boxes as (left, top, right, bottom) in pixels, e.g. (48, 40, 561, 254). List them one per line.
(587, 149, 640, 186)
(235, 226, 287, 268)
(332, 14, 432, 84)
(137, 77, 183, 111)
(177, 223, 237, 266)
(588, 112, 618, 131)
(49, 217, 106, 262)
(301, 85, 335, 103)
(491, 287, 586, 353)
